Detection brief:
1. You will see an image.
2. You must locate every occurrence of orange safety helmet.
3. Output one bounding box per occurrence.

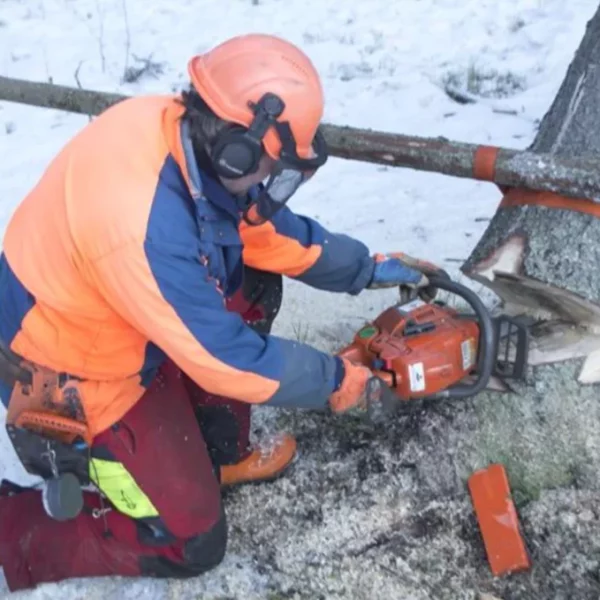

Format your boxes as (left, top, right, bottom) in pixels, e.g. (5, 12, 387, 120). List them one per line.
(187, 34, 327, 171)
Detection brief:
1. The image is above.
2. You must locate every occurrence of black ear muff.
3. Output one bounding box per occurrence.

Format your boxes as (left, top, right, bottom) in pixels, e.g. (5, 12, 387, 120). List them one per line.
(209, 93, 286, 180)
(210, 126, 263, 180)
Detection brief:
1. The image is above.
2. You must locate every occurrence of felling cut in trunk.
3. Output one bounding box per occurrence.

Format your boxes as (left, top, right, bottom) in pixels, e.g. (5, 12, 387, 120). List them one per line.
(462, 6, 600, 382)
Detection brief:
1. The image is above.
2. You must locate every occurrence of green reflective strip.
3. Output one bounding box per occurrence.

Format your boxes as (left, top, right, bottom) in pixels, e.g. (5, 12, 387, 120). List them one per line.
(89, 458, 159, 519)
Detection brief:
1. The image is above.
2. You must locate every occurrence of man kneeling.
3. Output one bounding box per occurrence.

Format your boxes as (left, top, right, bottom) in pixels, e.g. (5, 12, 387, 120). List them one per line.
(0, 33, 437, 591)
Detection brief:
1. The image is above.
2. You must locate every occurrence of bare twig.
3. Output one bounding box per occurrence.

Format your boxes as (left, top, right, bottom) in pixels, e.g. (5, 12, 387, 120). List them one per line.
(38, 0, 52, 83)
(444, 84, 477, 105)
(121, 0, 131, 75)
(73, 62, 84, 89)
(122, 54, 165, 84)
(73, 61, 91, 122)
(94, 0, 106, 73)
(493, 107, 519, 116)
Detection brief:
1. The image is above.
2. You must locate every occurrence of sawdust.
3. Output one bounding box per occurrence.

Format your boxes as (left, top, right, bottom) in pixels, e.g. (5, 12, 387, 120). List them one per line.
(211, 376, 600, 599)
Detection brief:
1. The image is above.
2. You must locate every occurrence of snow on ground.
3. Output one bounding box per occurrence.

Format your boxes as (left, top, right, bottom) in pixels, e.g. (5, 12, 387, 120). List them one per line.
(0, 0, 597, 598)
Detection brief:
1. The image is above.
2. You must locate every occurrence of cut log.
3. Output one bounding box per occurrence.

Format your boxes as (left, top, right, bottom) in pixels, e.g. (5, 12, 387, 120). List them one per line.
(2, 75, 600, 201)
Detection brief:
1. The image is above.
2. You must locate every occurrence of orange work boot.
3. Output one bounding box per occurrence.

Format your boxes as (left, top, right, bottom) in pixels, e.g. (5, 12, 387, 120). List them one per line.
(220, 433, 297, 487)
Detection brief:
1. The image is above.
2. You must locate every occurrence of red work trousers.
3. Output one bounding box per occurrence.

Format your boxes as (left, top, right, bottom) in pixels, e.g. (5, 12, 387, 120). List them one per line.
(0, 267, 282, 591)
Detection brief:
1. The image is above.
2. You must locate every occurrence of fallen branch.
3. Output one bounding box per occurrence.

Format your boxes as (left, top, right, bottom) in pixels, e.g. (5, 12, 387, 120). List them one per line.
(443, 84, 478, 105)
(2, 75, 600, 202)
(321, 123, 600, 201)
(0, 76, 124, 117)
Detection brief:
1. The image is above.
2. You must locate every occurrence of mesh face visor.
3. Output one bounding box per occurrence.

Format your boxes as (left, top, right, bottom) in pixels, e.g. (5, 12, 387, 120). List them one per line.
(244, 127, 328, 225)
(244, 166, 311, 225)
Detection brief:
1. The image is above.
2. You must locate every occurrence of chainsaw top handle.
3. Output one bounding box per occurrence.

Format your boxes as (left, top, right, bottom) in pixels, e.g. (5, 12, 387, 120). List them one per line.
(424, 275, 496, 400)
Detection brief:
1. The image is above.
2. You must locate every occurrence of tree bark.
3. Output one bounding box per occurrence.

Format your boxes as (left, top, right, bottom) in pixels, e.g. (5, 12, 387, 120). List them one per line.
(463, 7, 600, 333)
(0, 76, 126, 118)
(448, 7, 600, 595)
(322, 124, 600, 202)
(2, 75, 600, 202)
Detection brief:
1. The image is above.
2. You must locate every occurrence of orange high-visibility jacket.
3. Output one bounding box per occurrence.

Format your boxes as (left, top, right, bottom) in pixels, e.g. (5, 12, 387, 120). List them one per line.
(0, 96, 375, 437)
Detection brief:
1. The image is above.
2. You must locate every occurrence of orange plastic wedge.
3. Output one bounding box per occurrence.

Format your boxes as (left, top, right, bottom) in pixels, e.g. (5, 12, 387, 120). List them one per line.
(468, 463, 531, 577)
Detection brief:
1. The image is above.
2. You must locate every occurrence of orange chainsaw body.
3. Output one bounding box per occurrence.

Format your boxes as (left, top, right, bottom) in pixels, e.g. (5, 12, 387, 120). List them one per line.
(338, 301, 480, 400)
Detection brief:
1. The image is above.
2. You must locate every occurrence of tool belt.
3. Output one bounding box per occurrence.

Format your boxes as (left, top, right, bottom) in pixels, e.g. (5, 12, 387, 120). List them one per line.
(1, 341, 91, 485)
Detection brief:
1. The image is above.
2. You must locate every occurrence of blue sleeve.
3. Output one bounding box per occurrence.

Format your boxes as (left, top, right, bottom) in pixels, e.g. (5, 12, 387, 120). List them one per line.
(140, 240, 339, 409)
(266, 206, 375, 295)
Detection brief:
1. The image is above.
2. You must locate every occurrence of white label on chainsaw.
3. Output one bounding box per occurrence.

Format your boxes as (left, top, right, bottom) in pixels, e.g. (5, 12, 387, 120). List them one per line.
(396, 298, 425, 313)
(408, 362, 426, 392)
(461, 338, 476, 370)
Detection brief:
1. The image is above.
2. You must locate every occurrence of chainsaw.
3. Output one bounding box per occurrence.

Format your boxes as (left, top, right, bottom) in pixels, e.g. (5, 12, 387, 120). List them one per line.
(337, 275, 529, 421)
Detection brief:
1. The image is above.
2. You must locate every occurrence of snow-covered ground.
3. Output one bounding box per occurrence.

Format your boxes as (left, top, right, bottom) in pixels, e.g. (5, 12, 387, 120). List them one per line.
(0, 0, 597, 597)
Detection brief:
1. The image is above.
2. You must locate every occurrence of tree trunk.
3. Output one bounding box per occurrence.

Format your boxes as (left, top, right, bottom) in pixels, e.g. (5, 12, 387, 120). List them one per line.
(449, 5, 600, 596)
(463, 8, 600, 332)
(225, 9, 600, 600)
(463, 7, 600, 364)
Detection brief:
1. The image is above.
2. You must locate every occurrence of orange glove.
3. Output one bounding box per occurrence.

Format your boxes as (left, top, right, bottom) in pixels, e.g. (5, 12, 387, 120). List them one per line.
(329, 358, 372, 413)
(330, 358, 401, 423)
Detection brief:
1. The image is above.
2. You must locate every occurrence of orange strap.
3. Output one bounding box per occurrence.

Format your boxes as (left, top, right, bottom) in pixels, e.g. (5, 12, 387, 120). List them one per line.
(471, 144, 600, 217)
(500, 187, 600, 218)
(473, 145, 499, 182)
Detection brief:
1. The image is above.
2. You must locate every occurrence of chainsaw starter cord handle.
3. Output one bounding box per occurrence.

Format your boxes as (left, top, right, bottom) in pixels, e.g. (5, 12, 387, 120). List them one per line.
(426, 276, 496, 400)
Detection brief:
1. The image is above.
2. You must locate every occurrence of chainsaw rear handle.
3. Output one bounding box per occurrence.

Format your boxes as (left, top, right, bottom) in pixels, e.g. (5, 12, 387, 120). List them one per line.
(424, 275, 496, 400)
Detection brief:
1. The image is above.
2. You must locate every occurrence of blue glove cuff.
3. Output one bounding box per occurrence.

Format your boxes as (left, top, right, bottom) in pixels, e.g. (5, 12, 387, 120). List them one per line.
(369, 258, 423, 287)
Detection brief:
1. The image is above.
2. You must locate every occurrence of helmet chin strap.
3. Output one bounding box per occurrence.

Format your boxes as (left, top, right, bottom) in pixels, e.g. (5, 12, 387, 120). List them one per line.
(234, 192, 254, 211)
